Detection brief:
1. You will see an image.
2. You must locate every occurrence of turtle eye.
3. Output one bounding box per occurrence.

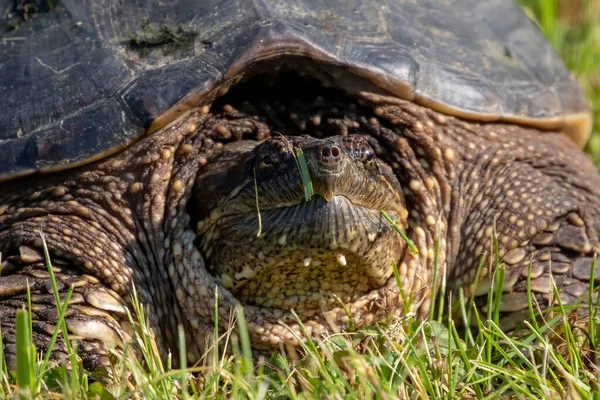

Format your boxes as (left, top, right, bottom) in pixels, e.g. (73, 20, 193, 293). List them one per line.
(361, 147, 375, 164)
(258, 151, 279, 170)
(262, 154, 273, 165)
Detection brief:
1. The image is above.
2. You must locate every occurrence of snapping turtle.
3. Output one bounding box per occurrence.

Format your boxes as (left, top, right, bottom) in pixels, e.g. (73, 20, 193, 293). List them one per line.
(0, 0, 598, 370)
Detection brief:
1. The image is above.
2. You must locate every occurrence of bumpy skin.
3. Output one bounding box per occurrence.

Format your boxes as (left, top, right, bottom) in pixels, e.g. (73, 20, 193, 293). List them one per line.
(1, 88, 599, 369)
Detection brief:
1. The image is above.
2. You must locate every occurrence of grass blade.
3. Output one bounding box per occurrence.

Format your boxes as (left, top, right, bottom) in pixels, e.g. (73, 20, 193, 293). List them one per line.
(15, 309, 34, 399)
(253, 167, 263, 237)
(380, 210, 418, 255)
(178, 325, 188, 399)
(235, 305, 253, 375)
(293, 147, 314, 201)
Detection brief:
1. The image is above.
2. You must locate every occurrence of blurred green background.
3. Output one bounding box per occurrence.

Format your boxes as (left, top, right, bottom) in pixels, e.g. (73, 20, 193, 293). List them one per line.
(519, 0, 600, 164)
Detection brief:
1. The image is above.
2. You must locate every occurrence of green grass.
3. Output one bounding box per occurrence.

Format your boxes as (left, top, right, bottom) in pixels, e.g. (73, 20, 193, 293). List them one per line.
(3, 1, 600, 399)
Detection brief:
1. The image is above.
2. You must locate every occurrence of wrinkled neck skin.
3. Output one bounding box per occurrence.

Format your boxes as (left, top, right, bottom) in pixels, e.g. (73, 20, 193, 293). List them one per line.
(0, 90, 464, 361)
(169, 92, 461, 357)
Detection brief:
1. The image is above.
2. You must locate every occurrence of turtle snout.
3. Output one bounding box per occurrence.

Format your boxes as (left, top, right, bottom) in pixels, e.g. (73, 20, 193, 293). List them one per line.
(320, 143, 342, 165)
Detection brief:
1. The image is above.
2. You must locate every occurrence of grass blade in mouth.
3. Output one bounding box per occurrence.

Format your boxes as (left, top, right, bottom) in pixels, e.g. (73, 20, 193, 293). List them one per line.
(380, 210, 418, 255)
(293, 147, 314, 202)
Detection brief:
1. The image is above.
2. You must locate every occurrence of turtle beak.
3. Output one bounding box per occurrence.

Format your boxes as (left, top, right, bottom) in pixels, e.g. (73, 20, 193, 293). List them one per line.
(320, 177, 336, 202)
(307, 142, 345, 202)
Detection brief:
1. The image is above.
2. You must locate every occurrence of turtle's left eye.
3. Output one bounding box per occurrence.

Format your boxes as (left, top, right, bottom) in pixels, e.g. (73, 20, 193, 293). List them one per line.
(361, 147, 375, 164)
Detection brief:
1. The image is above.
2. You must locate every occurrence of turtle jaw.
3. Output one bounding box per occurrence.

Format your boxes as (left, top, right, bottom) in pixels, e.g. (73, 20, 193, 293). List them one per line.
(196, 194, 407, 319)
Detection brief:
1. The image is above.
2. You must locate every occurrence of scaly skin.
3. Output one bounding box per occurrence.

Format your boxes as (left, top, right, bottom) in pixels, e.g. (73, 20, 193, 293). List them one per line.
(1, 89, 599, 370)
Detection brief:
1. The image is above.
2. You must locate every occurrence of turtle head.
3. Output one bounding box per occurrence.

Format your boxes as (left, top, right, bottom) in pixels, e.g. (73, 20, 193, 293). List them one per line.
(191, 135, 408, 315)
(254, 135, 405, 206)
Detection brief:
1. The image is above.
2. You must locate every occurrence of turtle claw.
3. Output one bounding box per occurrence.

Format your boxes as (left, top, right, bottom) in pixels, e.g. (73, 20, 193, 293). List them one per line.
(0, 258, 132, 374)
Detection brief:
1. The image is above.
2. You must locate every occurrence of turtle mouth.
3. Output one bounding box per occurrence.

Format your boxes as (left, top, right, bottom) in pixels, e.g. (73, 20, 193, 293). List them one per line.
(196, 195, 405, 320)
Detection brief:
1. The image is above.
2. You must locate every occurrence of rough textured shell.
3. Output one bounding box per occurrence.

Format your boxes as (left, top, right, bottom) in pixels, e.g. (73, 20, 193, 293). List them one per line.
(0, 0, 590, 180)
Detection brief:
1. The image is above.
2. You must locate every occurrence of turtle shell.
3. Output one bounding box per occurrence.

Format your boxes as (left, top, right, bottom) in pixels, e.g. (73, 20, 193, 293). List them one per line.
(0, 0, 590, 181)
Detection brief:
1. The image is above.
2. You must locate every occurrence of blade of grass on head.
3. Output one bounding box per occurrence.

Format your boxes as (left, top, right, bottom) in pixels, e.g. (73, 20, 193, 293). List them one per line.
(293, 147, 314, 202)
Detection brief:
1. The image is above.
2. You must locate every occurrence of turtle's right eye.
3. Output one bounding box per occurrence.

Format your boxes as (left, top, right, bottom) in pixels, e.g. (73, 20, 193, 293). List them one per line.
(255, 137, 292, 171)
(257, 150, 280, 170)
(262, 154, 273, 165)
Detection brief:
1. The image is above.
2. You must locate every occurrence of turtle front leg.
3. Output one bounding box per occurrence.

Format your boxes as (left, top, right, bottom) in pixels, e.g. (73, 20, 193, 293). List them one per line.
(449, 125, 600, 327)
(0, 244, 131, 372)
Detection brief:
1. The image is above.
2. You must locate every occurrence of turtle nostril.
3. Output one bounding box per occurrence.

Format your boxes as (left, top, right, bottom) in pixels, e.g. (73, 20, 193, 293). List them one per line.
(321, 144, 341, 162)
